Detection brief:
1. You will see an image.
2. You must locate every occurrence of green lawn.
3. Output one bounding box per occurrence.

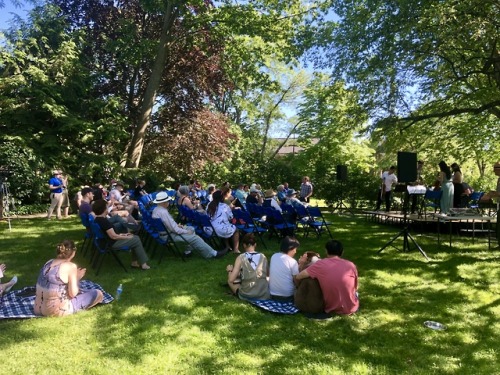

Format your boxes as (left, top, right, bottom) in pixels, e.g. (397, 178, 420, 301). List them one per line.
(0, 214, 498, 374)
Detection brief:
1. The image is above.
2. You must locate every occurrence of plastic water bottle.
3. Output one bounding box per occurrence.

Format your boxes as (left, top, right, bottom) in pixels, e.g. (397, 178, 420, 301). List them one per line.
(116, 283, 123, 301)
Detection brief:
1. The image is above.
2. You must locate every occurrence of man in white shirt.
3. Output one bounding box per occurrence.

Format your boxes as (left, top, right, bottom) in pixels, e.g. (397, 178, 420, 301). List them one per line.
(376, 166, 398, 212)
(152, 192, 228, 259)
(269, 236, 300, 302)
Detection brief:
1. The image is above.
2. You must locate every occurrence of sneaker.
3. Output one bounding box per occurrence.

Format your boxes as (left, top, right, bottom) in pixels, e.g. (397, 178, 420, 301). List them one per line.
(183, 251, 193, 258)
(5, 275, 18, 293)
(214, 248, 229, 259)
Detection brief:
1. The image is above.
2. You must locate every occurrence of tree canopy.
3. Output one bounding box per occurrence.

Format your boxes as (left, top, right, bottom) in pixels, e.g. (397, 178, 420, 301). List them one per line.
(1, 0, 499, 205)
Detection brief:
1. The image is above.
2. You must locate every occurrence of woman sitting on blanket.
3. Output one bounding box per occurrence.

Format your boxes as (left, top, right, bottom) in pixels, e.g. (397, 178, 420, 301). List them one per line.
(0, 263, 18, 296)
(34, 240, 103, 317)
(226, 233, 270, 300)
(294, 251, 324, 314)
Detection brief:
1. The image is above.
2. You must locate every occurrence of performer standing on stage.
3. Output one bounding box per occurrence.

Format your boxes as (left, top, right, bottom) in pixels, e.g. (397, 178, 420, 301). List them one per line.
(410, 160, 425, 214)
(480, 162, 500, 247)
(376, 166, 398, 212)
(438, 161, 454, 215)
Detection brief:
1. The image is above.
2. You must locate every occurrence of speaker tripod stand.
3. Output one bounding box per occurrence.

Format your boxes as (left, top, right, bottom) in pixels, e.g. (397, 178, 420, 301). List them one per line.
(377, 193, 428, 260)
(331, 180, 354, 216)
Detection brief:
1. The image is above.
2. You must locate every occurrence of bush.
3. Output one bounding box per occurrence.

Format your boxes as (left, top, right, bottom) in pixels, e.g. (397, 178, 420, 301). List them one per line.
(11, 203, 48, 215)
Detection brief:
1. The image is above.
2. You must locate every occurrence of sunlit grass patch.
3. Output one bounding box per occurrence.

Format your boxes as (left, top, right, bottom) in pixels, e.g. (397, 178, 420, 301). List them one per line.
(0, 214, 498, 374)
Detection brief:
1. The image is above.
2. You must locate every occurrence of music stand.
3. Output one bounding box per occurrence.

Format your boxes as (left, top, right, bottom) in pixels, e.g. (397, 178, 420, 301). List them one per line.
(377, 185, 428, 260)
(331, 179, 354, 216)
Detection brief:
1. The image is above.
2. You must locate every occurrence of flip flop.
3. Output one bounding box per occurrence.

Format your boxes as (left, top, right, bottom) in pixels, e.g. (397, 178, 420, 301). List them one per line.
(4, 275, 17, 293)
(131, 264, 151, 270)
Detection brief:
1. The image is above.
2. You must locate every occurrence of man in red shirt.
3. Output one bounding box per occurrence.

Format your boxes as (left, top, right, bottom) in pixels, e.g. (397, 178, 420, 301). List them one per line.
(295, 240, 359, 315)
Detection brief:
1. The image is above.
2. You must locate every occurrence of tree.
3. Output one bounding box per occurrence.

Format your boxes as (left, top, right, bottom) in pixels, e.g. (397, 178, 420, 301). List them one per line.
(311, 0, 500, 130)
(0, 4, 131, 195)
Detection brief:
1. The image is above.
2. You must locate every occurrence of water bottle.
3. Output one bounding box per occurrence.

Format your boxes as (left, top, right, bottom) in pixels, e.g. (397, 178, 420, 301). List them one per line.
(116, 283, 123, 301)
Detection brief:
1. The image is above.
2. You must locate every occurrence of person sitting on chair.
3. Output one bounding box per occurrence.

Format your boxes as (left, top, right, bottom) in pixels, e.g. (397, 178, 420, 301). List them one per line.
(246, 186, 264, 205)
(285, 189, 306, 208)
(177, 185, 203, 211)
(263, 189, 282, 212)
(92, 199, 150, 270)
(276, 185, 287, 203)
(207, 190, 240, 253)
(152, 192, 228, 259)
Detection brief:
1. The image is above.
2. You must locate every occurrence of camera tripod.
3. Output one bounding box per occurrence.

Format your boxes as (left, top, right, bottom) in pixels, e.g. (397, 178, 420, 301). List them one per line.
(377, 193, 428, 260)
(1, 179, 14, 230)
(331, 180, 354, 215)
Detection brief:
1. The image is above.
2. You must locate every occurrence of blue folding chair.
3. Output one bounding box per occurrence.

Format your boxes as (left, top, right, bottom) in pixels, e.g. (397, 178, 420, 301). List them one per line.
(422, 189, 443, 219)
(79, 213, 94, 258)
(90, 222, 130, 275)
(306, 206, 334, 239)
(263, 207, 296, 239)
(232, 209, 268, 249)
(468, 191, 484, 213)
(149, 217, 186, 263)
(192, 211, 222, 249)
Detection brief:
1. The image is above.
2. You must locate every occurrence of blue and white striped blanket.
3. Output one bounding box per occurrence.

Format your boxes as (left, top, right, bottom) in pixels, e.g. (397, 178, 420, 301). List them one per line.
(0, 280, 114, 319)
(247, 299, 299, 314)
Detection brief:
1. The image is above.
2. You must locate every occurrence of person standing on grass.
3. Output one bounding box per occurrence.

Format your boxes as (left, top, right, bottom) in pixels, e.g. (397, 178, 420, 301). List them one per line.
(60, 172, 70, 218)
(92, 199, 150, 270)
(225, 233, 270, 300)
(34, 240, 103, 317)
(269, 236, 300, 302)
(295, 240, 359, 316)
(299, 176, 313, 203)
(47, 170, 64, 220)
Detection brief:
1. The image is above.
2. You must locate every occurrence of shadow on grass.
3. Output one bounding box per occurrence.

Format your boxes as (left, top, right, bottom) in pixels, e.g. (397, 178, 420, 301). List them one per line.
(0, 215, 498, 374)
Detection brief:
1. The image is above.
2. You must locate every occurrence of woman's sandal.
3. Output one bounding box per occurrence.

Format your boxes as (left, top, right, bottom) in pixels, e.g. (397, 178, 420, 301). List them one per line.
(131, 264, 150, 270)
(4, 275, 17, 293)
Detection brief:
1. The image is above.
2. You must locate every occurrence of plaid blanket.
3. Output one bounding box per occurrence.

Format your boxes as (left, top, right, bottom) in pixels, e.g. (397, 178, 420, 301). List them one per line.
(0, 280, 114, 319)
(247, 299, 299, 315)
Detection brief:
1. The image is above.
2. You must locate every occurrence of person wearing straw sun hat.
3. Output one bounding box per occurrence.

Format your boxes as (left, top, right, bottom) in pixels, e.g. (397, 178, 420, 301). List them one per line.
(263, 189, 282, 212)
(152, 192, 228, 259)
(285, 188, 306, 208)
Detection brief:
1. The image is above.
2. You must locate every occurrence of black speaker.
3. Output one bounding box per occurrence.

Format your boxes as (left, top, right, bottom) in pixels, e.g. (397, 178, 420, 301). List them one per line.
(397, 152, 417, 183)
(336, 165, 348, 181)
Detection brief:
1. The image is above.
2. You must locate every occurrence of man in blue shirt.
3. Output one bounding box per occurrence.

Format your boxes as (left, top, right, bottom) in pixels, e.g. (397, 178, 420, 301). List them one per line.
(47, 170, 64, 220)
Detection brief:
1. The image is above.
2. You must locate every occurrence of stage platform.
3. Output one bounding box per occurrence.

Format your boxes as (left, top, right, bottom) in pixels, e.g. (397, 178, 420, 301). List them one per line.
(362, 210, 498, 249)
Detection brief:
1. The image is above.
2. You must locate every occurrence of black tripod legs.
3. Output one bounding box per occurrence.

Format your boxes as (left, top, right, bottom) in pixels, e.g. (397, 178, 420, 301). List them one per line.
(378, 227, 429, 260)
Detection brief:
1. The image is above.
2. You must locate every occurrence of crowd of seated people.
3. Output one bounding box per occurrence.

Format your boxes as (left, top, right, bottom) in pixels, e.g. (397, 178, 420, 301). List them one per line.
(18, 177, 325, 318)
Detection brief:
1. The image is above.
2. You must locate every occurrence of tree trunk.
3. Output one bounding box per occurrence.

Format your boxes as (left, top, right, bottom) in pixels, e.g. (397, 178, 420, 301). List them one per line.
(125, 2, 177, 168)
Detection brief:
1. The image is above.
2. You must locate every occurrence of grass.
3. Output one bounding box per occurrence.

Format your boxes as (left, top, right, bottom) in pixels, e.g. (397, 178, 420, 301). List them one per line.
(0, 213, 499, 374)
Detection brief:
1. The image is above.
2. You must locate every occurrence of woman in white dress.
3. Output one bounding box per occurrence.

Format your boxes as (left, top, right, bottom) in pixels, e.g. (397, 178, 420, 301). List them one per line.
(207, 190, 240, 253)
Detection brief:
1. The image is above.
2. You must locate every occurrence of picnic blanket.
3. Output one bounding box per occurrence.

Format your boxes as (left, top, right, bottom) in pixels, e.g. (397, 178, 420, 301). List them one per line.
(246, 298, 299, 315)
(0, 280, 114, 319)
